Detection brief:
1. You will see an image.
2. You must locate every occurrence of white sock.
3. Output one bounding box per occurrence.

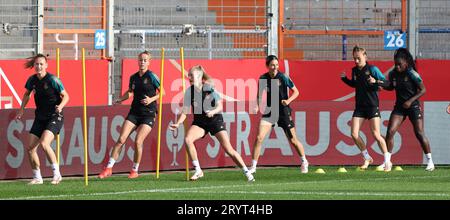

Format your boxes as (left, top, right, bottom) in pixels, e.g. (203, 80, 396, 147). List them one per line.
(251, 160, 258, 169)
(192, 160, 202, 172)
(301, 156, 307, 163)
(32, 169, 42, 180)
(384, 152, 391, 164)
(361, 150, 371, 160)
(51, 163, 60, 176)
(132, 163, 139, 172)
(107, 158, 116, 168)
(426, 153, 433, 163)
(242, 166, 249, 173)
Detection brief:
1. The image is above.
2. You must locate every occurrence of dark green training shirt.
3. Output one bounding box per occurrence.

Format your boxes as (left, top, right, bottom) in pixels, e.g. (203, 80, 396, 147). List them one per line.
(128, 70, 160, 116)
(25, 73, 65, 120)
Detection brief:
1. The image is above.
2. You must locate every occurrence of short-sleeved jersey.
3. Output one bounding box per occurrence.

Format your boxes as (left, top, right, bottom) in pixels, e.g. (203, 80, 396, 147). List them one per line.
(259, 72, 295, 115)
(25, 73, 65, 120)
(388, 68, 423, 106)
(183, 83, 222, 123)
(128, 70, 160, 116)
(342, 64, 386, 109)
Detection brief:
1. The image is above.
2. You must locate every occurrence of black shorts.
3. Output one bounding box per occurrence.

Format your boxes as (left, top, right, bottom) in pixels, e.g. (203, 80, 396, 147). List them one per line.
(353, 107, 380, 119)
(30, 113, 64, 138)
(392, 104, 423, 121)
(262, 107, 295, 138)
(192, 119, 227, 138)
(126, 113, 155, 128)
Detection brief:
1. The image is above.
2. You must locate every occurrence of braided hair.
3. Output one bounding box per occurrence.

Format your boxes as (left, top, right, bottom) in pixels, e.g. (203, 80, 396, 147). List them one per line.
(394, 48, 416, 71)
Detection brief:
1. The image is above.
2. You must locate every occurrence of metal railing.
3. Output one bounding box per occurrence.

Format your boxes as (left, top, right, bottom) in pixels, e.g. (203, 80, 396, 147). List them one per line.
(0, 1, 39, 59)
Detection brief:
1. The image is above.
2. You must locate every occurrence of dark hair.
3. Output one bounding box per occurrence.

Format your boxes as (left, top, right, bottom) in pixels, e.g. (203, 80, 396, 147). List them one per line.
(265, 55, 278, 66)
(138, 50, 152, 59)
(394, 48, 416, 71)
(24, 54, 47, 69)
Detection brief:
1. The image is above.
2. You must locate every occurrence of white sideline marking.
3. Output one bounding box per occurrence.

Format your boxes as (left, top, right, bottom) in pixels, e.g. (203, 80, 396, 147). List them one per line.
(2, 174, 448, 200)
(0, 67, 22, 106)
(167, 190, 450, 198)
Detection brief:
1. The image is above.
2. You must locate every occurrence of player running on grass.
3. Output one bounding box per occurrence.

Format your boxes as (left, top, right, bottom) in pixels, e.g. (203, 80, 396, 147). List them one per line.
(169, 65, 255, 182)
(16, 54, 69, 185)
(340, 46, 392, 171)
(99, 51, 161, 179)
(248, 55, 309, 174)
(374, 48, 435, 171)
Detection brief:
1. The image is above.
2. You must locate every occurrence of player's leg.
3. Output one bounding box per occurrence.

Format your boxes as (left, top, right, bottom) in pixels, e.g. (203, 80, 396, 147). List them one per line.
(99, 120, 136, 178)
(128, 123, 152, 178)
(184, 125, 206, 180)
(215, 130, 254, 182)
(351, 117, 372, 168)
(249, 120, 272, 173)
(284, 127, 309, 173)
(39, 130, 61, 184)
(369, 117, 391, 171)
(411, 118, 434, 171)
(27, 134, 43, 184)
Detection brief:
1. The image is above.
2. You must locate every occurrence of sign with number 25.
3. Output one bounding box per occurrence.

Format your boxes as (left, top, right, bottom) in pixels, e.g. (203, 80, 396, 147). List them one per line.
(384, 30, 406, 50)
(94, 30, 106, 50)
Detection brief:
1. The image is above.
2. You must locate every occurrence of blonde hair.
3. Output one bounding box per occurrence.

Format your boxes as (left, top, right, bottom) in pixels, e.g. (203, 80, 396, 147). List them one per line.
(138, 50, 152, 59)
(24, 54, 47, 69)
(189, 65, 213, 83)
(352, 45, 367, 56)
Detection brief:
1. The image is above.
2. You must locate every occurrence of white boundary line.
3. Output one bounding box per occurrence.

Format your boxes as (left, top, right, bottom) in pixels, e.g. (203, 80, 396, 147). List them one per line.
(2, 174, 449, 200)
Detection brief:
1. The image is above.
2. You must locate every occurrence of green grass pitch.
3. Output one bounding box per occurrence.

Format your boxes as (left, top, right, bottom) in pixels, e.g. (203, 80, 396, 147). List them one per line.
(1, 166, 449, 200)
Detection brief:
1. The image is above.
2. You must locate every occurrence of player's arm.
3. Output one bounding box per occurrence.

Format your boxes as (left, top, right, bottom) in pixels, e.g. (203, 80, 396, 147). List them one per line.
(281, 75, 298, 106)
(403, 82, 426, 109)
(56, 90, 70, 113)
(170, 90, 190, 130)
(341, 72, 356, 88)
(255, 78, 264, 113)
(368, 70, 394, 90)
(283, 86, 299, 106)
(142, 74, 164, 105)
(206, 96, 223, 117)
(115, 88, 133, 104)
(403, 70, 425, 109)
(16, 89, 32, 120)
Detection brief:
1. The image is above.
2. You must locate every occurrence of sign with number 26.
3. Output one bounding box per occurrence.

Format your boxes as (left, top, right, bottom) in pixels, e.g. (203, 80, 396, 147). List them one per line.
(384, 30, 406, 50)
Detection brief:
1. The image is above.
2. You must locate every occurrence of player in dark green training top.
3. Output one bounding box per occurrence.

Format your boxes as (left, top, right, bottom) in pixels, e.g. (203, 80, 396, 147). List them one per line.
(16, 54, 69, 185)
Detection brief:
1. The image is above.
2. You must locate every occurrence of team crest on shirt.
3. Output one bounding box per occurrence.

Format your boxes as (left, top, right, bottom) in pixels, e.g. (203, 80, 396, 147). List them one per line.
(404, 76, 409, 82)
(143, 78, 148, 84)
(392, 79, 397, 87)
(132, 83, 135, 90)
(43, 83, 48, 90)
(365, 71, 370, 76)
(277, 79, 282, 86)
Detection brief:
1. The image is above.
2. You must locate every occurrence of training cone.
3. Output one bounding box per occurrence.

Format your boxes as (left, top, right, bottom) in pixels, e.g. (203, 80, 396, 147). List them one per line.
(337, 167, 347, 173)
(356, 167, 365, 172)
(375, 165, 384, 172)
(394, 166, 403, 171)
(315, 168, 326, 174)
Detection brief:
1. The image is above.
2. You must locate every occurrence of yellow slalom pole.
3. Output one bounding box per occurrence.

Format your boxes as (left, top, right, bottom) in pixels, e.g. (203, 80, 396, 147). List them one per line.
(180, 47, 189, 181)
(56, 48, 60, 165)
(156, 48, 165, 179)
(82, 48, 88, 186)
